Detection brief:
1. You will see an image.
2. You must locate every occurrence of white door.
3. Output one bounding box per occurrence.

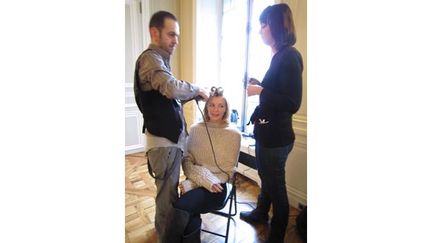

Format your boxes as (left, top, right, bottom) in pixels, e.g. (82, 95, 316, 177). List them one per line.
(125, 0, 145, 154)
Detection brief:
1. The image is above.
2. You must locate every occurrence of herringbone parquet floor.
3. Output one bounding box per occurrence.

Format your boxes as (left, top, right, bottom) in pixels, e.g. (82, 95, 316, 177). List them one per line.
(125, 152, 303, 243)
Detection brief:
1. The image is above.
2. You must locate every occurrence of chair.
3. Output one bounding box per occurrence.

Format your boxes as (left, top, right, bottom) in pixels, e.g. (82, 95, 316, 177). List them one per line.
(201, 173, 238, 243)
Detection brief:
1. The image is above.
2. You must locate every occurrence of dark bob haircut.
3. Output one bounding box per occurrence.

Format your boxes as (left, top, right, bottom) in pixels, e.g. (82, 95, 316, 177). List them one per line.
(259, 3, 296, 50)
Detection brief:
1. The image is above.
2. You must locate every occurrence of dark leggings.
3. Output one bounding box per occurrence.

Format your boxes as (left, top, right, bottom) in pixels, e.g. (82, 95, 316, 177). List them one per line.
(173, 184, 227, 234)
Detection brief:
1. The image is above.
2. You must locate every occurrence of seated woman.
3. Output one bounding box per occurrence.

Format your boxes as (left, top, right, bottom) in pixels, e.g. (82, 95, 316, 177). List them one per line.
(161, 87, 241, 243)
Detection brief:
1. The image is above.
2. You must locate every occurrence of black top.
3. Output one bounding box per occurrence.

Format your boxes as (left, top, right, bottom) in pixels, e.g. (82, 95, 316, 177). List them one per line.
(250, 45, 303, 147)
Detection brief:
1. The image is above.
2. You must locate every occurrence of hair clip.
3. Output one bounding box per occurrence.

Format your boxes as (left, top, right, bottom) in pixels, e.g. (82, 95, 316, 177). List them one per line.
(210, 86, 224, 97)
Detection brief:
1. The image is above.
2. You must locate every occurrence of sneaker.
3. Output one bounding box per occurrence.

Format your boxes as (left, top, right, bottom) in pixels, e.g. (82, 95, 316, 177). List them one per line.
(239, 210, 269, 225)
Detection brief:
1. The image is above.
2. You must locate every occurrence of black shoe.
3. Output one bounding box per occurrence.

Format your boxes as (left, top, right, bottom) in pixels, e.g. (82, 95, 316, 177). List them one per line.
(264, 239, 283, 243)
(239, 210, 269, 225)
(264, 235, 284, 243)
(263, 227, 286, 243)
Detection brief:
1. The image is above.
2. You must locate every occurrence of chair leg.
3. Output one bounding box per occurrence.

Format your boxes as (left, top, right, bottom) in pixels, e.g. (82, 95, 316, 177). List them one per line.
(232, 187, 237, 216)
(224, 192, 236, 243)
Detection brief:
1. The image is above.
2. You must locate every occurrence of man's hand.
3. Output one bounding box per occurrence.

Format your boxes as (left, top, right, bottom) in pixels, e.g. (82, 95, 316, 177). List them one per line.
(210, 183, 224, 193)
(196, 88, 209, 102)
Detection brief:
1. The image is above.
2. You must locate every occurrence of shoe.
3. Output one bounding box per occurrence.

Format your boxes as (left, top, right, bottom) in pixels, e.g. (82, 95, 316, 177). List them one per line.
(264, 239, 283, 243)
(182, 225, 201, 243)
(263, 227, 285, 243)
(239, 210, 269, 225)
(160, 208, 190, 243)
(182, 217, 201, 243)
(263, 235, 284, 243)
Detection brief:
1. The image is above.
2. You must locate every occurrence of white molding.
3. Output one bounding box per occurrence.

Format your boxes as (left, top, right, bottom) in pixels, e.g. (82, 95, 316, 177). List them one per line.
(293, 126, 307, 137)
(293, 114, 307, 122)
(125, 110, 145, 153)
(126, 145, 145, 155)
(287, 184, 307, 209)
(287, 184, 307, 201)
(294, 139, 307, 150)
(125, 103, 138, 109)
(129, 0, 143, 61)
(125, 89, 136, 105)
(293, 114, 307, 147)
(141, 0, 151, 48)
(288, 195, 307, 210)
(125, 108, 141, 116)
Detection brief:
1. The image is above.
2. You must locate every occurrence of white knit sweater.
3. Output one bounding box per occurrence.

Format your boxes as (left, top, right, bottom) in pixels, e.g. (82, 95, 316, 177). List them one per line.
(181, 121, 241, 193)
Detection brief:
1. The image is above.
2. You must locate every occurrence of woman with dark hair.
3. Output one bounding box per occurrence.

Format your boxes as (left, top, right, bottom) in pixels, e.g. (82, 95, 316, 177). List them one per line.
(161, 87, 241, 243)
(240, 3, 303, 243)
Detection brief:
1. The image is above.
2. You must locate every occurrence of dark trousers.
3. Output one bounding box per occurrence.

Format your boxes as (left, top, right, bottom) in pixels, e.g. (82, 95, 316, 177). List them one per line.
(174, 184, 227, 234)
(255, 142, 294, 242)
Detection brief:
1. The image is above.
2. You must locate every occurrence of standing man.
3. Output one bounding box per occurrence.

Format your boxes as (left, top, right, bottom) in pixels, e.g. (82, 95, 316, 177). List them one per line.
(133, 10, 208, 242)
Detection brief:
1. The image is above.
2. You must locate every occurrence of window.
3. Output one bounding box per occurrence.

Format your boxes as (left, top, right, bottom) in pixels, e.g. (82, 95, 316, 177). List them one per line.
(196, 0, 274, 134)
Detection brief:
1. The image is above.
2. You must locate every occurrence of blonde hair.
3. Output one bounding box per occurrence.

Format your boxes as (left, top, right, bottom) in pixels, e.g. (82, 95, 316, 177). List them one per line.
(203, 87, 230, 124)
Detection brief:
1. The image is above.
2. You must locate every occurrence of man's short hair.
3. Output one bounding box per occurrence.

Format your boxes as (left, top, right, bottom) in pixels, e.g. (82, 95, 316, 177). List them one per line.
(149, 11, 177, 30)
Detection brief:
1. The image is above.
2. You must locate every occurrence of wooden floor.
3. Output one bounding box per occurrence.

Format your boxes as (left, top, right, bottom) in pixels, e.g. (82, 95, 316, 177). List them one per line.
(126, 152, 304, 243)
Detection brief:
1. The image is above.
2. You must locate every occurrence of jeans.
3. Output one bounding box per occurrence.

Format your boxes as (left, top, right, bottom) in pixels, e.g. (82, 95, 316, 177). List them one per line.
(255, 142, 294, 241)
(147, 147, 182, 241)
(174, 184, 227, 234)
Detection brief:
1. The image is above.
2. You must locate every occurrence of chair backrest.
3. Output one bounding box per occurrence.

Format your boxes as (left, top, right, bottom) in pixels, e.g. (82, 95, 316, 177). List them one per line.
(208, 173, 237, 217)
(213, 182, 235, 211)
